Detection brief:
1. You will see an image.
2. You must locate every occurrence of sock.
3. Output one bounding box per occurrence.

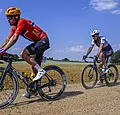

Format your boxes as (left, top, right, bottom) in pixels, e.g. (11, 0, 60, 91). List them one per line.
(34, 63, 43, 71)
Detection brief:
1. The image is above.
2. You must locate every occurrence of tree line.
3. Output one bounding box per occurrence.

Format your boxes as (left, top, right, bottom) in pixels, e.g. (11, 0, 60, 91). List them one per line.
(110, 50, 120, 64)
(0, 50, 119, 64)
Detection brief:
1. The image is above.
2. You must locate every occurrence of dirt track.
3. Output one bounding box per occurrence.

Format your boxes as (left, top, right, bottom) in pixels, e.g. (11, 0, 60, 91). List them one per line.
(1, 82, 120, 115)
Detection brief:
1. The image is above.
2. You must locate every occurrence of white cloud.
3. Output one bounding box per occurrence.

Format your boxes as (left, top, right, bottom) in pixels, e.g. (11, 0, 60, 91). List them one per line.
(0, 9, 3, 13)
(82, 7, 87, 10)
(68, 41, 72, 43)
(56, 49, 65, 53)
(110, 9, 120, 14)
(89, 0, 119, 11)
(56, 45, 85, 53)
(66, 45, 85, 53)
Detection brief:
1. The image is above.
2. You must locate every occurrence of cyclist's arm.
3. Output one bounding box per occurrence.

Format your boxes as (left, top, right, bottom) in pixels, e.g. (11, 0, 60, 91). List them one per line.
(0, 38, 10, 49)
(0, 26, 15, 49)
(4, 33, 19, 50)
(85, 46, 94, 57)
(97, 44, 103, 56)
(85, 39, 94, 57)
(4, 20, 25, 51)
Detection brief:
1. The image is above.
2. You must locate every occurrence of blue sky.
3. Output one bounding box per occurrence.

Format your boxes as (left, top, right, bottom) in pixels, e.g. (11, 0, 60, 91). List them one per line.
(0, 0, 120, 61)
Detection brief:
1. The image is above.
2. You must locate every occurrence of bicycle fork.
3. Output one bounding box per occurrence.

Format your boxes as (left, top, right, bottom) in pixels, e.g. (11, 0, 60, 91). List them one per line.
(0, 64, 12, 89)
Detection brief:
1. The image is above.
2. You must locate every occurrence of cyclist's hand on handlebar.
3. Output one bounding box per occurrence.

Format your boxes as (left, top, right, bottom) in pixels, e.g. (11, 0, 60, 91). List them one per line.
(94, 55, 98, 60)
(82, 55, 87, 60)
(0, 48, 6, 56)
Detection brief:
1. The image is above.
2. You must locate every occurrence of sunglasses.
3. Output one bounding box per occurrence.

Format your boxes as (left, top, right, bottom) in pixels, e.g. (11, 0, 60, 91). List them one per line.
(7, 16, 13, 21)
(92, 34, 99, 37)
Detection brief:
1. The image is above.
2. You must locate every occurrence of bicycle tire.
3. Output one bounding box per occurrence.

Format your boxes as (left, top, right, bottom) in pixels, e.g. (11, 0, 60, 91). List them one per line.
(0, 67, 18, 109)
(104, 64, 118, 85)
(38, 65, 66, 100)
(81, 64, 98, 89)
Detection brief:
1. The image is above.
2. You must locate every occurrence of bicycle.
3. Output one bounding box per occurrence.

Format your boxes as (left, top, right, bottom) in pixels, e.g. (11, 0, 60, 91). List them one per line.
(81, 56, 118, 89)
(0, 53, 67, 109)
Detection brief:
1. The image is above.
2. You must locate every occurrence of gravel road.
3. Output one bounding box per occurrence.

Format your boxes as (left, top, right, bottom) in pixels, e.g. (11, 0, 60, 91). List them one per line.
(1, 83, 120, 115)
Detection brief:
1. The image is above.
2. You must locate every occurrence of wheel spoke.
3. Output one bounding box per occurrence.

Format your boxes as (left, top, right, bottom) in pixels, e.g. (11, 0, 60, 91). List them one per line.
(105, 64, 118, 85)
(38, 65, 66, 100)
(0, 68, 18, 109)
(81, 64, 98, 89)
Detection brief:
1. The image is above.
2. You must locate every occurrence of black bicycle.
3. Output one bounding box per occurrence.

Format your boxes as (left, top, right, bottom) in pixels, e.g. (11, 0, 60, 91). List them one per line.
(0, 53, 67, 109)
(81, 56, 118, 89)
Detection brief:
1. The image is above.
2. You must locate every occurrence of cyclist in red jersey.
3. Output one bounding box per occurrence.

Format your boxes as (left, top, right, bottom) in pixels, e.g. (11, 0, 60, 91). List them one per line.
(0, 7, 50, 98)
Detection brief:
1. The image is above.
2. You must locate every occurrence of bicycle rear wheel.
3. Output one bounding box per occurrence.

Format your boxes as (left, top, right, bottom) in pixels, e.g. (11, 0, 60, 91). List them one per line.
(0, 67, 18, 109)
(38, 65, 66, 100)
(81, 64, 98, 89)
(104, 64, 118, 85)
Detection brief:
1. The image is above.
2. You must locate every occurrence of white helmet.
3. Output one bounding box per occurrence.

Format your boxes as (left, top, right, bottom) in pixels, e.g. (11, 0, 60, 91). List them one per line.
(90, 30, 100, 36)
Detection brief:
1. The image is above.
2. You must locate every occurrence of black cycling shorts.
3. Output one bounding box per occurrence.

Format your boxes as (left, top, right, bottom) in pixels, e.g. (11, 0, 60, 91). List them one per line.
(26, 37, 50, 65)
(102, 49, 114, 57)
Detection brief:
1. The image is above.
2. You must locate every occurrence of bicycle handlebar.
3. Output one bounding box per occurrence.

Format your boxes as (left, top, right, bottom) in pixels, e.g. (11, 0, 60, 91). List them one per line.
(83, 56, 100, 63)
(0, 53, 19, 63)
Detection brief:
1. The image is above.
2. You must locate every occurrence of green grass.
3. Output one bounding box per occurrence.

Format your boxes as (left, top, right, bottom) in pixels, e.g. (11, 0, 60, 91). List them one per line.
(13, 60, 87, 65)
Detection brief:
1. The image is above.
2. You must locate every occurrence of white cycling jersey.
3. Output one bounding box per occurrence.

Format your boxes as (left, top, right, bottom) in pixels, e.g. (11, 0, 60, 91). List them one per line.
(91, 36, 112, 51)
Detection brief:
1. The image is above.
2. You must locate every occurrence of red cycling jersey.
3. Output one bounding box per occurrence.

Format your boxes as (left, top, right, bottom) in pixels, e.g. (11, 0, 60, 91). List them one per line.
(8, 18, 47, 42)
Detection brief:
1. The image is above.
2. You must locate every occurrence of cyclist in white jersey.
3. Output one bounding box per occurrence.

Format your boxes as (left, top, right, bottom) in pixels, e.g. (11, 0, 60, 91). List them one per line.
(83, 30, 113, 72)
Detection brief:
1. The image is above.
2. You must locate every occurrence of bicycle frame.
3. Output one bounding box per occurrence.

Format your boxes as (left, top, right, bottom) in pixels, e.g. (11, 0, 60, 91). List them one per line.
(93, 59, 102, 74)
(84, 57, 101, 74)
(0, 61, 31, 86)
(0, 60, 56, 90)
(85, 56, 109, 75)
(0, 53, 66, 109)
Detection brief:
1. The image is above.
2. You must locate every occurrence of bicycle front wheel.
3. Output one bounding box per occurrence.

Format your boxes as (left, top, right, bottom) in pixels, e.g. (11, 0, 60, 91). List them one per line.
(38, 65, 66, 100)
(81, 64, 98, 89)
(104, 64, 118, 85)
(0, 67, 18, 109)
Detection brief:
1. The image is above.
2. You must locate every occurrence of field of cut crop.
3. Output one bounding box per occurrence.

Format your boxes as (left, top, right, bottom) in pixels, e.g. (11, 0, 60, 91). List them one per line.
(12, 61, 86, 88)
(1, 61, 120, 115)
(1, 60, 119, 88)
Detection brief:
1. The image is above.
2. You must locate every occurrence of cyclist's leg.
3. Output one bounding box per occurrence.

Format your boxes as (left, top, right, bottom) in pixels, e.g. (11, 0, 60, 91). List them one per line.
(102, 49, 113, 62)
(32, 38, 50, 81)
(97, 52, 106, 83)
(98, 52, 105, 68)
(101, 49, 113, 72)
(20, 37, 50, 98)
(22, 38, 49, 81)
(31, 53, 43, 78)
(31, 53, 43, 96)
(104, 49, 114, 57)
(20, 38, 49, 65)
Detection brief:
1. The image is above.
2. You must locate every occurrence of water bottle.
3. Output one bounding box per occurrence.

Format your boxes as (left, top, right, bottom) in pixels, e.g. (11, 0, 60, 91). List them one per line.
(22, 72, 33, 82)
(102, 68, 105, 72)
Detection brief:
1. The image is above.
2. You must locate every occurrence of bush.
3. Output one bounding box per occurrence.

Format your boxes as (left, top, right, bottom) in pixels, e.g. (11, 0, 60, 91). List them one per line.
(110, 50, 120, 64)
